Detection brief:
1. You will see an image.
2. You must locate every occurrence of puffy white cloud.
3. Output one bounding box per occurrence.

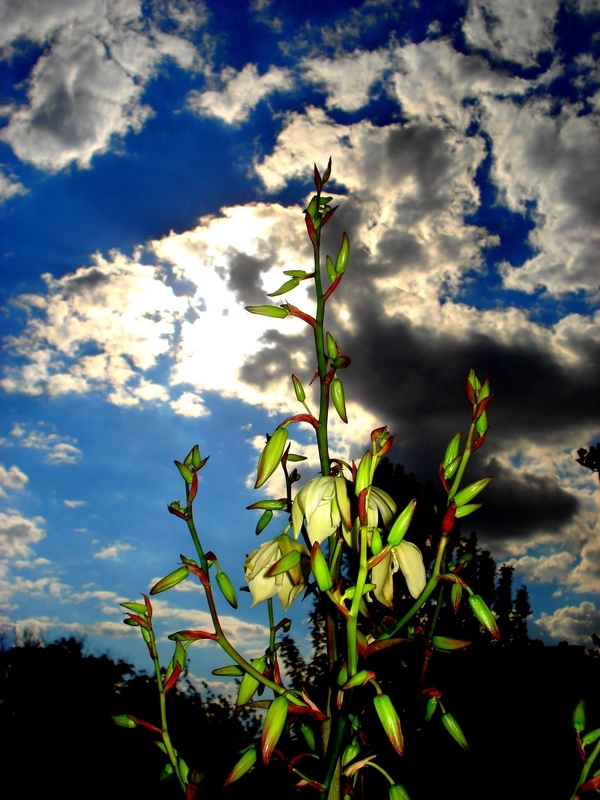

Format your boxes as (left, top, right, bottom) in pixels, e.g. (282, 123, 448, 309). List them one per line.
(93, 541, 135, 560)
(0, 167, 27, 203)
(0, 0, 205, 171)
(536, 600, 600, 644)
(9, 424, 82, 464)
(187, 63, 293, 125)
(0, 510, 45, 559)
(63, 499, 87, 508)
(509, 550, 576, 583)
(463, 0, 560, 67)
(301, 48, 394, 112)
(0, 464, 28, 495)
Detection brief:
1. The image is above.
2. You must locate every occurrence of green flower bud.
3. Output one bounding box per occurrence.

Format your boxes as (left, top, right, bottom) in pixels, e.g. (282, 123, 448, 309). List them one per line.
(120, 601, 148, 614)
(469, 594, 501, 640)
(216, 570, 238, 608)
(223, 745, 257, 787)
(326, 331, 338, 360)
(159, 763, 174, 781)
(255, 428, 289, 489)
(326, 255, 336, 282)
(454, 502, 482, 518)
(389, 784, 411, 800)
(442, 432, 461, 470)
(441, 711, 469, 751)
(387, 499, 417, 547)
(582, 727, 600, 746)
(425, 696, 438, 722)
(342, 743, 360, 767)
(355, 450, 373, 495)
(266, 548, 302, 576)
(299, 722, 316, 752)
(261, 695, 289, 765)
(246, 304, 290, 318)
(341, 669, 374, 690)
(236, 656, 268, 707)
(112, 714, 136, 728)
(247, 499, 287, 510)
(212, 665, 244, 677)
(284, 269, 307, 278)
(335, 232, 350, 275)
(174, 460, 194, 484)
(451, 581, 462, 613)
(432, 636, 472, 651)
(256, 509, 273, 535)
(268, 277, 300, 297)
(311, 542, 333, 592)
(331, 377, 348, 423)
(573, 699, 586, 732)
(475, 409, 488, 435)
(150, 565, 190, 595)
(292, 374, 306, 403)
(452, 476, 492, 507)
(371, 528, 382, 556)
(373, 694, 404, 755)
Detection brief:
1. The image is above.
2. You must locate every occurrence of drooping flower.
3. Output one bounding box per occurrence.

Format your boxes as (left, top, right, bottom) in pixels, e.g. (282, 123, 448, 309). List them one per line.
(292, 476, 351, 546)
(244, 534, 310, 610)
(371, 540, 426, 607)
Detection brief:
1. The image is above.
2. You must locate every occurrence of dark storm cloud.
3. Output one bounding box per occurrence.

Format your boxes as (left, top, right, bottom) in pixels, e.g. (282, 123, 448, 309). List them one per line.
(62, 268, 111, 297)
(474, 457, 579, 541)
(239, 328, 312, 388)
(221, 251, 277, 305)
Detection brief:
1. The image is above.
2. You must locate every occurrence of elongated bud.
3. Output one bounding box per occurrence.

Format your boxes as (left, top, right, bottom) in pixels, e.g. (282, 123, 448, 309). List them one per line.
(212, 665, 244, 677)
(466, 369, 481, 403)
(373, 694, 404, 755)
(335, 232, 350, 275)
(342, 743, 360, 767)
(223, 745, 257, 786)
(112, 714, 136, 728)
(268, 277, 300, 297)
(261, 695, 289, 765)
(454, 502, 482, 518)
(292, 374, 306, 403)
(120, 601, 148, 614)
(441, 430, 461, 469)
(432, 636, 472, 651)
(387, 499, 417, 547)
(469, 594, 501, 640)
(389, 784, 411, 800)
(175, 460, 194, 483)
(256, 509, 273, 534)
(331, 377, 348, 423)
(451, 581, 462, 613)
(475, 409, 488, 436)
(341, 669, 375, 690)
(573, 699, 586, 732)
(371, 528, 382, 555)
(266, 548, 302, 576)
(355, 450, 373, 494)
(150, 565, 190, 595)
(311, 542, 333, 592)
(326, 331, 339, 360)
(441, 711, 469, 751)
(236, 656, 268, 707)
(216, 570, 238, 608)
(583, 727, 600, 746)
(246, 304, 290, 318)
(326, 255, 336, 282)
(452, 476, 492, 507)
(247, 499, 287, 510)
(255, 428, 289, 489)
(425, 696, 438, 722)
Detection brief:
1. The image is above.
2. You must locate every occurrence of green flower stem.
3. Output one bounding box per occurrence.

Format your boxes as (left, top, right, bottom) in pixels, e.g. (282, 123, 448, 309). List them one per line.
(347, 522, 369, 676)
(448, 419, 476, 500)
(147, 626, 187, 793)
(569, 738, 600, 800)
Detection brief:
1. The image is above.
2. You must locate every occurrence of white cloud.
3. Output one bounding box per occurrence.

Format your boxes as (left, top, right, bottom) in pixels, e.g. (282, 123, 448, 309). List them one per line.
(63, 499, 87, 508)
(187, 63, 293, 125)
(509, 550, 576, 583)
(0, 464, 28, 495)
(463, 0, 560, 67)
(0, 510, 45, 558)
(93, 541, 135, 560)
(0, 166, 27, 203)
(301, 48, 393, 112)
(0, 0, 205, 172)
(536, 600, 600, 644)
(9, 424, 82, 464)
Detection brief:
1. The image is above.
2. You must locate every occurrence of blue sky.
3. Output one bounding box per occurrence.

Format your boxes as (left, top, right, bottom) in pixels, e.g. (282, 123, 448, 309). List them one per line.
(1, 0, 599, 688)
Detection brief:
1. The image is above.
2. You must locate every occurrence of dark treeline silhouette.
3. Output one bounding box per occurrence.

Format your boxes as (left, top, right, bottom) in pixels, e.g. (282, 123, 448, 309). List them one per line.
(2, 459, 598, 799)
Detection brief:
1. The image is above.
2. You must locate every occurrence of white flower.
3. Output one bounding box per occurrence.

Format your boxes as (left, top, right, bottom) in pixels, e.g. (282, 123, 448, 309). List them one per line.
(371, 540, 426, 607)
(244, 534, 310, 611)
(291, 476, 351, 546)
(344, 486, 397, 550)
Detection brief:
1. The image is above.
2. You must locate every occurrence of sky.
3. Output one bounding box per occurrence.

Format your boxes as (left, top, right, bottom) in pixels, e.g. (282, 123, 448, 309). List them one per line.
(0, 0, 599, 688)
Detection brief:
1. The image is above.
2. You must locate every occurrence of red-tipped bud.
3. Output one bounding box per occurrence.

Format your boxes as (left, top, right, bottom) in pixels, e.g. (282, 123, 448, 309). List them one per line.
(469, 594, 501, 640)
(373, 694, 404, 755)
(261, 695, 289, 765)
(441, 711, 469, 751)
(216, 570, 238, 608)
(255, 428, 289, 489)
(150, 565, 190, 595)
(223, 745, 257, 786)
